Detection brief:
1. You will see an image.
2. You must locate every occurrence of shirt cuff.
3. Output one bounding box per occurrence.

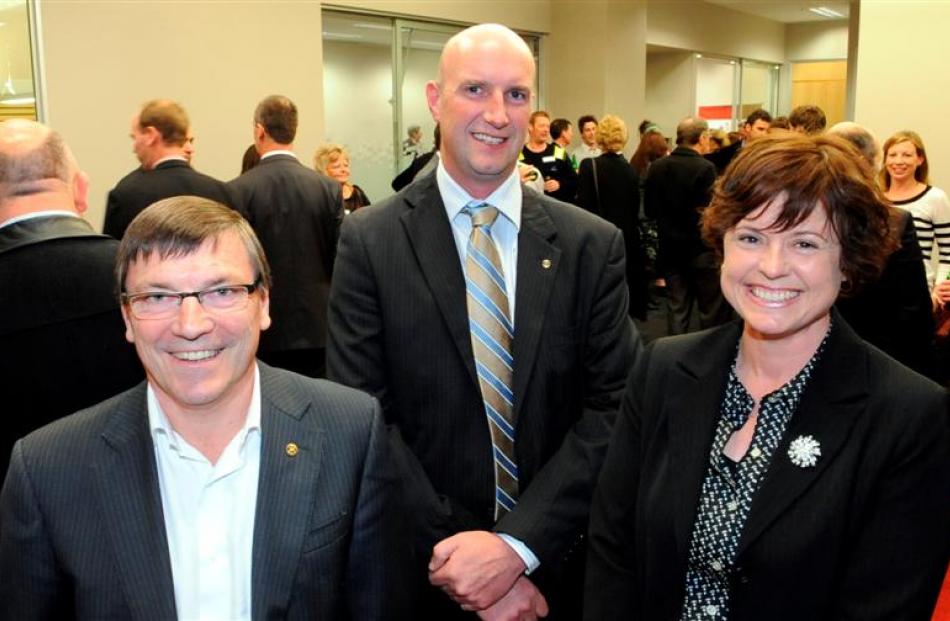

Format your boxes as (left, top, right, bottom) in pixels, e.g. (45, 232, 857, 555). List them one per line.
(496, 533, 540, 575)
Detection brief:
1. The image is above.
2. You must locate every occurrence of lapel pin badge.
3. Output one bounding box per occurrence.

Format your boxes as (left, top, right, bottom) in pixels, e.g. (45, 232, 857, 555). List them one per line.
(285, 442, 299, 457)
(788, 435, 821, 468)
(541, 258, 552, 269)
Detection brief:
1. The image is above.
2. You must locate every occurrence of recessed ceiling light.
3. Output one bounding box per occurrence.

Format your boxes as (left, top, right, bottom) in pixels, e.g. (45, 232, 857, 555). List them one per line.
(809, 6, 845, 18)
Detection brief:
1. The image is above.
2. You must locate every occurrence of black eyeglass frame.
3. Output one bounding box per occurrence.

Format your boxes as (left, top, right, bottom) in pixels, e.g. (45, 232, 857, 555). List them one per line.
(121, 277, 263, 319)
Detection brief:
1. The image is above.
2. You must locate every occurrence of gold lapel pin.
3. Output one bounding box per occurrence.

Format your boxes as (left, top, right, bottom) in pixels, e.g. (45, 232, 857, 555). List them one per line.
(541, 259, 552, 269)
(285, 442, 299, 457)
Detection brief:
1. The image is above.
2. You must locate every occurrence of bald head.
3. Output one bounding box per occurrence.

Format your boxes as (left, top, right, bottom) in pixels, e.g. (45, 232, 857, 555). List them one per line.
(437, 24, 535, 86)
(426, 24, 535, 198)
(0, 119, 86, 216)
(828, 121, 880, 171)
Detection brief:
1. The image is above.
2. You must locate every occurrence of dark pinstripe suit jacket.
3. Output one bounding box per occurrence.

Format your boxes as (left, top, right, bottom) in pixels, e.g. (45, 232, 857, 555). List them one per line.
(0, 364, 408, 620)
(327, 170, 641, 616)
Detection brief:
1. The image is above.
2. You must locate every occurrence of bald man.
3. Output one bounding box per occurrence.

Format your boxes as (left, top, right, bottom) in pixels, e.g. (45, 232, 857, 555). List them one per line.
(328, 23, 639, 620)
(0, 120, 142, 481)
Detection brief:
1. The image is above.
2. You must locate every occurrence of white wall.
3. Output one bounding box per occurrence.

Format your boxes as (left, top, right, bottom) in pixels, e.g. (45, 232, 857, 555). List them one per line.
(786, 20, 848, 61)
(647, 0, 785, 63)
(548, 1, 647, 158)
(855, 0, 950, 187)
(40, 1, 326, 232)
(645, 51, 694, 139)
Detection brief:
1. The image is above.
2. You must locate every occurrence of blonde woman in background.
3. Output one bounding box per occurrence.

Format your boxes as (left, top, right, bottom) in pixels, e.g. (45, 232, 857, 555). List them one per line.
(314, 144, 371, 214)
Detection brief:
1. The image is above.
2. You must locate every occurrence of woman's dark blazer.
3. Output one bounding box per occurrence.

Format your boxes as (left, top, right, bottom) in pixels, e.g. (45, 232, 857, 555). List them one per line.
(585, 311, 950, 620)
(577, 152, 647, 319)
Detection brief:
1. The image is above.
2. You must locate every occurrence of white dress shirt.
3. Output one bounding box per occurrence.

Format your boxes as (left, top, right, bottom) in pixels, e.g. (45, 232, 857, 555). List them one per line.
(148, 366, 262, 621)
(0, 210, 78, 230)
(435, 161, 540, 573)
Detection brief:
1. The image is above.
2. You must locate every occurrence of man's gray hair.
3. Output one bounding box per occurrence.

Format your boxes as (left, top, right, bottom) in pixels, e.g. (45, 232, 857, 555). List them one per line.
(828, 121, 880, 170)
(676, 117, 709, 146)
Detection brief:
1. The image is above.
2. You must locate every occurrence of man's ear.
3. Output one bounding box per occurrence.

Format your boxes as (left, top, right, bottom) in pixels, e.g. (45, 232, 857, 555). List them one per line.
(121, 302, 135, 344)
(257, 286, 272, 332)
(425, 81, 441, 123)
(144, 125, 161, 146)
(72, 171, 90, 215)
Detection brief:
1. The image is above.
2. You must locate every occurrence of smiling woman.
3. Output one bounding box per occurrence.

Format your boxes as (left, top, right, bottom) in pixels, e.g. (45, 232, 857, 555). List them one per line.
(585, 134, 950, 621)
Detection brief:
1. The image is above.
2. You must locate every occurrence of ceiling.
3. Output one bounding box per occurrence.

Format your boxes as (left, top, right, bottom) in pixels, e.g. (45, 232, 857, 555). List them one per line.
(703, 1, 850, 23)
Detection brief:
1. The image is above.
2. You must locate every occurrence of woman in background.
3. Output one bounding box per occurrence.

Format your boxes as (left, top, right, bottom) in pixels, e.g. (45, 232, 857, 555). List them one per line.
(586, 134, 950, 620)
(314, 143, 370, 214)
(576, 114, 648, 320)
(630, 128, 670, 293)
(880, 131, 950, 300)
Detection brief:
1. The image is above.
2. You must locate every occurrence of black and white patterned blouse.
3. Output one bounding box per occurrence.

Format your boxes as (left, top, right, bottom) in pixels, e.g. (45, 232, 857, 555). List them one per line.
(680, 330, 830, 620)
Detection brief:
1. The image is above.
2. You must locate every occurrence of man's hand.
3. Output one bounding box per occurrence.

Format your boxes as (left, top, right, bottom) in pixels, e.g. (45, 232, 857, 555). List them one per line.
(543, 178, 560, 193)
(477, 576, 549, 621)
(428, 530, 526, 610)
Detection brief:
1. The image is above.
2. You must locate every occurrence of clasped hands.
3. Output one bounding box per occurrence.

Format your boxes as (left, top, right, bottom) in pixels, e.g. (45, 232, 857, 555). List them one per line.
(429, 530, 549, 620)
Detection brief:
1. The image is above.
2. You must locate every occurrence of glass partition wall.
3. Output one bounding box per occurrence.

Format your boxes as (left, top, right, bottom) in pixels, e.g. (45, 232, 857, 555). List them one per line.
(0, 0, 41, 121)
(322, 9, 541, 203)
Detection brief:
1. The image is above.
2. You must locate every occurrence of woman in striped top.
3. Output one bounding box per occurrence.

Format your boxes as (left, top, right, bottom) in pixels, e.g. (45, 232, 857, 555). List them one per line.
(880, 130, 950, 303)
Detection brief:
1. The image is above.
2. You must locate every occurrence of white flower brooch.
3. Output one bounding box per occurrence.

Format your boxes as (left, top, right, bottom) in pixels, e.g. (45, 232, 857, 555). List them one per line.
(788, 435, 821, 468)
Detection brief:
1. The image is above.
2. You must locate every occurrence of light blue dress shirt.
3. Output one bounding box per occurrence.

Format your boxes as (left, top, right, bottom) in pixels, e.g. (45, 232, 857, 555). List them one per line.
(435, 161, 540, 574)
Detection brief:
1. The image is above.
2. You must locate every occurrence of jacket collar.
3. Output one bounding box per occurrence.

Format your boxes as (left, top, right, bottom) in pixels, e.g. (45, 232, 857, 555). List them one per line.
(0, 214, 104, 255)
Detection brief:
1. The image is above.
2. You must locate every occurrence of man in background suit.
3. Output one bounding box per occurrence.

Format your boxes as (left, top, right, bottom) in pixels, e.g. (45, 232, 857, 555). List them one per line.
(646, 116, 733, 335)
(0, 119, 143, 483)
(705, 108, 772, 175)
(0, 196, 405, 620)
(328, 24, 638, 620)
(103, 99, 231, 239)
(228, 95, 343, 378)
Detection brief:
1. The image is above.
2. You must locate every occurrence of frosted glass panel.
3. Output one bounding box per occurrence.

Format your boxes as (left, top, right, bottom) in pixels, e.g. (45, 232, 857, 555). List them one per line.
(0, 0, 38, 120)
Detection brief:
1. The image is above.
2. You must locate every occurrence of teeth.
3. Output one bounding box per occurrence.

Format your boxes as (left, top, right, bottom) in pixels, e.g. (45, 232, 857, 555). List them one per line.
(751, 287, 798, 302)
(173, 350, 219, 361)
(473, 132, 503, 145)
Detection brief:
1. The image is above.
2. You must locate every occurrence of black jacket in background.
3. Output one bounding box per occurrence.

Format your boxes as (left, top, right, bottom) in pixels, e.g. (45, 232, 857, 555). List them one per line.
(103, 159, 233, 239)
(228, 154, 344, 355)
(0, 215, 143, 482)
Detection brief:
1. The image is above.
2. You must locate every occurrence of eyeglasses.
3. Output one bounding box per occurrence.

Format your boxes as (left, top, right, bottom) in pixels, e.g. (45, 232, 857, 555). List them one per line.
(122, 279, 262, 320)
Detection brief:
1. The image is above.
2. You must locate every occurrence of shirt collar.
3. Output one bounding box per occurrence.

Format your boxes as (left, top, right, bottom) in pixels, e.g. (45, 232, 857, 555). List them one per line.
(436, 159, 522, 231)
(148, 364, 263, 452)
(260, 150, 296, 161)
(0, 210, 79, 230)
(153, 155, 188, 167)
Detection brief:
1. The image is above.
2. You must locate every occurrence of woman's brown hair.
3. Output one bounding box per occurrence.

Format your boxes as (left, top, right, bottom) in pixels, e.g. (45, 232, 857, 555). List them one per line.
(702, 133, 898, 296)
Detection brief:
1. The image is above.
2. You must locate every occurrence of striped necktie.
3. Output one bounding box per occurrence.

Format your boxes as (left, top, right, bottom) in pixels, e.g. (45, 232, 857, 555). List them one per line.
(463, 202, 518, 520)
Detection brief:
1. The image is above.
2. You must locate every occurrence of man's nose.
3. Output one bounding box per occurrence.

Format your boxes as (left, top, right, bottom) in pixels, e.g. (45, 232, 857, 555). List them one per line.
(482, 91, 509, 127)
(171, 296, 214, 339)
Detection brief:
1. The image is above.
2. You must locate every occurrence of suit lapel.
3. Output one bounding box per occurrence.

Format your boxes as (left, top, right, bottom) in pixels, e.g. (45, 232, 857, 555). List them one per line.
(510, 194, 560, 425)
(93, 384, 178, 620)
(738, 317, 867, 553)
(666, 324, 741, 558)
(251, 365, 325, 619)
(400, 174, 479, 388)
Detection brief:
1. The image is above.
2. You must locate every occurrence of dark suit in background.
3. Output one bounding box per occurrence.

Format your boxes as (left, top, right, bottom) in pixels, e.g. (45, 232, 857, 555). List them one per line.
(837, 209, 938, 379)
(577, 152, 648, 320)
(327, 171, 639, 618)
(103, 159, 232, 239)
(0, 215, 142, 482)
(228, 154, 343, 378)
(0, 364, 407, 620)
(585, 314, 950, 620)
(645, 145, 733, 333)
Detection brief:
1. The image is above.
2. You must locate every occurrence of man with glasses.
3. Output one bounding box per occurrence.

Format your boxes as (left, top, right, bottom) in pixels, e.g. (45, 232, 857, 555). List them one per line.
(0, 196, 407, 619)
